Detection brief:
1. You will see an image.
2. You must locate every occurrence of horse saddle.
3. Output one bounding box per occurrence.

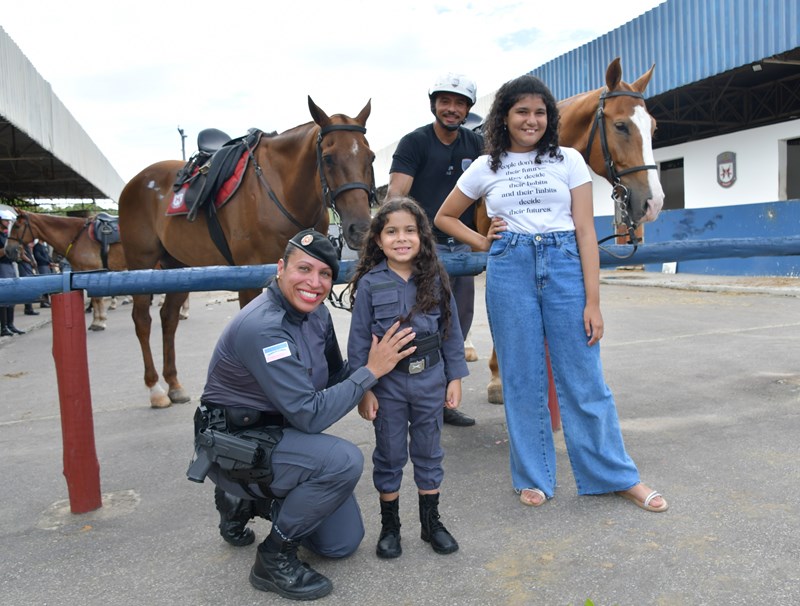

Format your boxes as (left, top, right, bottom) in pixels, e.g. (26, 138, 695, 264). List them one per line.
(89, 213, 120, 246)
(88, 213, 120, 269)
(170, 128, 263, 222)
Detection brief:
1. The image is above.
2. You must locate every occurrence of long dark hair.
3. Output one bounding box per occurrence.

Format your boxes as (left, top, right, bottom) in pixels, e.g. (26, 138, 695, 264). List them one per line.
(349, 197, 453, 337)
(484, 74, 562, 171)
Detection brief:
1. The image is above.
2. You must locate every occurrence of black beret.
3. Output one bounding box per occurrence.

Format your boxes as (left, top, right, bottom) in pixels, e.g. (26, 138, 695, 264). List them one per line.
(287, 229, 339, 280)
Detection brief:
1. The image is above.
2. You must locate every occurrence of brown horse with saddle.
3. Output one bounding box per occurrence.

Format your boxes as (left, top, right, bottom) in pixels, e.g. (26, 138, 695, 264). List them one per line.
(4, 210, 125, 331)
(118, 97, 375, 408)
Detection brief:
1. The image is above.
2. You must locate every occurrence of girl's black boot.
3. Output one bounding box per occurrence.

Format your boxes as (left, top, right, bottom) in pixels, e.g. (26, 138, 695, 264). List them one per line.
(376, 497, 402, 559)
(419, 493, 459, 555)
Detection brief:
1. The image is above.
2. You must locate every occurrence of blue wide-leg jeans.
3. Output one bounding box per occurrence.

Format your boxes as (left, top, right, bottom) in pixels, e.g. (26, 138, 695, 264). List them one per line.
(485, 230, 640, 497)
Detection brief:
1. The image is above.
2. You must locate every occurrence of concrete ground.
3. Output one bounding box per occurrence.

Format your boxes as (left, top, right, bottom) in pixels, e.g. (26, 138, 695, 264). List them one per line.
(1, 270, 799, 606)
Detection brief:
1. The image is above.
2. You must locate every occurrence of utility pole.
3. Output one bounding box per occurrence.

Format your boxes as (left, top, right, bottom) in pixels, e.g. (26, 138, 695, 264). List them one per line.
(177, 126, 187, 161)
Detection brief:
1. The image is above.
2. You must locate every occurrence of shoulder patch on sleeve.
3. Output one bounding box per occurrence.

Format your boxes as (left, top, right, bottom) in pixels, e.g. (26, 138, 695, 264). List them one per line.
(263, 341, 291, 363)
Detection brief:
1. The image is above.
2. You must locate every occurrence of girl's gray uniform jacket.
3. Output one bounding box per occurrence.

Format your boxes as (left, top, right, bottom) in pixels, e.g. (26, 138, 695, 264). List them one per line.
(347, 260, 468, 383)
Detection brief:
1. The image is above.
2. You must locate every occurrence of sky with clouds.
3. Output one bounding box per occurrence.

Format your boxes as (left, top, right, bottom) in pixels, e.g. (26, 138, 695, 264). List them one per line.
(2, 0, 664, 197)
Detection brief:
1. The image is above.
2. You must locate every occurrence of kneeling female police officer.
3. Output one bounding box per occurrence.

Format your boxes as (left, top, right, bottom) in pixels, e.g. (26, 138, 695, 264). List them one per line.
(193, 229, 415, 601)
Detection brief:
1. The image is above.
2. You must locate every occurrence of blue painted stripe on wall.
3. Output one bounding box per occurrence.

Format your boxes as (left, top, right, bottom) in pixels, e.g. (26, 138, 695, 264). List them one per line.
(594, 200, 800, 276)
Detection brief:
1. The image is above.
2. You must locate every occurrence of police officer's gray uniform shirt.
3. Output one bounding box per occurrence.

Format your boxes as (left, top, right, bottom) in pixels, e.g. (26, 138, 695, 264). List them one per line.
(202, 280, 376, 432)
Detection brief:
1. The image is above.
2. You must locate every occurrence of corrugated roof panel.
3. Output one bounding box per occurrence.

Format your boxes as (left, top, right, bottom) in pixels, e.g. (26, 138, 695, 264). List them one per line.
(0, 26, 125, 201)
(528, 0, 800, 99)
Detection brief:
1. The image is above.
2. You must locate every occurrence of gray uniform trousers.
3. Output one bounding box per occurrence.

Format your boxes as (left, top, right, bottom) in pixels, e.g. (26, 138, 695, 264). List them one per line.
(212, 428, 364, 558)
(371, 363, 447, 493)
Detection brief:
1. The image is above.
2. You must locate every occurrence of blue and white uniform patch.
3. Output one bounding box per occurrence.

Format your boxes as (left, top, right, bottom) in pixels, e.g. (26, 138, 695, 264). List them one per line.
(263, 341, 291, 363)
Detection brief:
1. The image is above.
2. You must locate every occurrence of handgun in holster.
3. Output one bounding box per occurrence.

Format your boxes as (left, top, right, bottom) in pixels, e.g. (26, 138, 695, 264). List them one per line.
(186, 428, 264, 483)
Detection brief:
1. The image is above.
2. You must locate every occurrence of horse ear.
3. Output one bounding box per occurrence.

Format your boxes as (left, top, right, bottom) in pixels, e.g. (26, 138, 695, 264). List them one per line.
(355, 99, 371, 125)
(308, 96, 331, 127)
(632, 64, 656, 93)
(605, 57, 622, 91)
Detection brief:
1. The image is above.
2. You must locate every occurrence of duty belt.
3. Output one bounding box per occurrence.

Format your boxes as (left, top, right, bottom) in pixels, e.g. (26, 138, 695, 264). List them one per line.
(200, 401, 286, 431)
(396, 332, 442, 374)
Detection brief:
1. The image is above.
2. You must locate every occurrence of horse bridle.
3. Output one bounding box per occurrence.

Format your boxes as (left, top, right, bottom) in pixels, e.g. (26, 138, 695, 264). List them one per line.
(316, 124, 377, 210)
(583, 89, 657, 258)
(4, 215, 34, 262)
(6, 213, 91, 263)
(316, 124, 378, 256)
(251, 124, 377, 258)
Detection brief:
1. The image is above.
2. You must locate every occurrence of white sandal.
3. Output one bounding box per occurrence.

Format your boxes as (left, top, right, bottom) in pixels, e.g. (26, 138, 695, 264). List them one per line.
(617, 488, 669, 512)
(517, 488, 546, 507)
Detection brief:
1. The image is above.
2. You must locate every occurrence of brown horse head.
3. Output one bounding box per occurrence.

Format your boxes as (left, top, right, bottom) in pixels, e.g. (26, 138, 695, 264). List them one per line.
(559, 57, 665, 225)
(308, 96, 375, 249)
(3, 209, 31, 262)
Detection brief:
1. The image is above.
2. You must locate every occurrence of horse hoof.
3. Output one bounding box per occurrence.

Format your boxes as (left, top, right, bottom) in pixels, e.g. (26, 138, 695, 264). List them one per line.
(168, 389, 191, 404)
(88, 324, 106, 331)
(179, 312, 189, 320)
(150, 396, 172, 409)
(465, 346, 478, 362)
(487, 382, 504, 405)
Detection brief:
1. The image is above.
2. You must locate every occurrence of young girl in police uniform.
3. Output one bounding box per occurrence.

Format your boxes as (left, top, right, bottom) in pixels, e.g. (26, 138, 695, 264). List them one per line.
(347, 197, 468, 559)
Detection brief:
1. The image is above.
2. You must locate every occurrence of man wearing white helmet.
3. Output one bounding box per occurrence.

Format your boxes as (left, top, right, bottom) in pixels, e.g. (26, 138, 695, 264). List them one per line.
(386, 72, 483, 427)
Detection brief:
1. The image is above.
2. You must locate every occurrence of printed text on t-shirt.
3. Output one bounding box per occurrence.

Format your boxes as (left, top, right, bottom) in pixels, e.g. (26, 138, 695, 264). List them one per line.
(500, 159, 553, 216)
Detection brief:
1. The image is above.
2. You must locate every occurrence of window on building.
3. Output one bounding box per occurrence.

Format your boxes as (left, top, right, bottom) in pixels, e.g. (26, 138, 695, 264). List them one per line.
(659, 158, 685, 210)
(787, 138, 800, 200)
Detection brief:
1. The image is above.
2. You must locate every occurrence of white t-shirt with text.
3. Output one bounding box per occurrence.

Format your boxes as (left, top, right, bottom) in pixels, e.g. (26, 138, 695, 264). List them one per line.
(457, 147, 591, 234)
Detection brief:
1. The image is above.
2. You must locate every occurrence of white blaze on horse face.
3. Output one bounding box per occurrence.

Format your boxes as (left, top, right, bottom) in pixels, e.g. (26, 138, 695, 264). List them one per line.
(350, 140, 359, 156)
(632, 106, 665, 222)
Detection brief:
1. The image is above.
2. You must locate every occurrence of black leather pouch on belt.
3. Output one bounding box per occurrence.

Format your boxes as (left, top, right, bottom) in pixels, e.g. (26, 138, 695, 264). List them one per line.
(200, 402, 286, 431)
(396, 332, 442, 374)
(225, 406, 286, 430)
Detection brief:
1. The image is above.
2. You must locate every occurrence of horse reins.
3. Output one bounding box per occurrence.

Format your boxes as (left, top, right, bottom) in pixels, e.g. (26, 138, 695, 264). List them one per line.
(250, 124, 376, 244)
(5, 215, 32, 257)
(583, 89, 658, 259)
(65, 218, 92, 259)
(8, 215, 97, 266)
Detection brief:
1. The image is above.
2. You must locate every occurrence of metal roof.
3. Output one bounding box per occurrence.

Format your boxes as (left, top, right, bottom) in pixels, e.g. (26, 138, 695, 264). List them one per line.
(529, 0, 800, 101)
(0, 26, 125, 202)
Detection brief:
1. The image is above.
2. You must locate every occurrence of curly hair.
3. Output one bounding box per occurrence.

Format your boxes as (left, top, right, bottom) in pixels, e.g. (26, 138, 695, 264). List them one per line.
(348, 197, 453, 338)
(484, 74, 562, 171)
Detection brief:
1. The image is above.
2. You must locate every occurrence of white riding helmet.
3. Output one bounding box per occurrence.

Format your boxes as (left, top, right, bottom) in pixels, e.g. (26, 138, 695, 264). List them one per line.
(0, 209, 16, 221)
(428, 73, 477, 106)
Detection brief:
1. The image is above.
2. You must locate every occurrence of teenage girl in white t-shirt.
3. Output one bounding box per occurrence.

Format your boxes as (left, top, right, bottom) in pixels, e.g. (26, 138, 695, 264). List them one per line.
(435, 74, 668, 513)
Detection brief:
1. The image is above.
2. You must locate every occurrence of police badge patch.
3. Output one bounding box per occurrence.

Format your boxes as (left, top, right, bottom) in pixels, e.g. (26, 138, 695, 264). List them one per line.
(717, 152, 736, 188)
(263, 341, 291, 363)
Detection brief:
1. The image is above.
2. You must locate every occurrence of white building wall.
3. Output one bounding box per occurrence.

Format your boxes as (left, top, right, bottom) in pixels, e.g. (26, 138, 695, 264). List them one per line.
(653, 118, 800, 209)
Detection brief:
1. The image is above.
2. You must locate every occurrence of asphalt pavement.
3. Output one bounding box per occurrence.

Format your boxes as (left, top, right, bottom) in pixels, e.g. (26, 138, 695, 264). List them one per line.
(1, 271, 799, 606)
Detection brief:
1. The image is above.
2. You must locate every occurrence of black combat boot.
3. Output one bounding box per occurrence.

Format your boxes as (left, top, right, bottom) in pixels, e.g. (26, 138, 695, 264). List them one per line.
(5, 307, 24, 334)
(250, 529, 333, 600)
(214, 487, 256, 546)
(376, 497, 402, 559)
(419, 493, 459, 555)
(0, 308, 12, 337)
